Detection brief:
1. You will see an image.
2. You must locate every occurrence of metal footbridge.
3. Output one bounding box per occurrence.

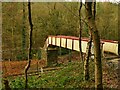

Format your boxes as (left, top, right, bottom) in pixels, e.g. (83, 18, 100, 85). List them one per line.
(43, 35, 118, 55)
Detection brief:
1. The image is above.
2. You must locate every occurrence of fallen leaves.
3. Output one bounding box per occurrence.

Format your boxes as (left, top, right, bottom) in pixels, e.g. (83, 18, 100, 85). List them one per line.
(1, 59, 46, 77)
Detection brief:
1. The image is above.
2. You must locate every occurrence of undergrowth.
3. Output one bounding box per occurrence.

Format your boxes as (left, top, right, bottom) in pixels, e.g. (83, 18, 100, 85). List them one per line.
(2, 60, 96, 89)
(2, 58, 118, 89)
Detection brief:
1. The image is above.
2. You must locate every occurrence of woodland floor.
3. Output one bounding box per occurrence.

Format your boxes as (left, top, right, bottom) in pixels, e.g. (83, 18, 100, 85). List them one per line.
(1, 52, 119, 88)
(1, 52, 80, 77)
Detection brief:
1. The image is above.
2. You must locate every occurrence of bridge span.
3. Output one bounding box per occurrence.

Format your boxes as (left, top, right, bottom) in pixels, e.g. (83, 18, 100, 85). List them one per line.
(44, 35, 118, 55)
(41, 35, 118, 66)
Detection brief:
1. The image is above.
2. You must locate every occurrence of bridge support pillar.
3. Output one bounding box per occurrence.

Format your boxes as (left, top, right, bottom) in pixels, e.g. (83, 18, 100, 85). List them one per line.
(47, 47, 58, 67)
(41, 48, 47, 66)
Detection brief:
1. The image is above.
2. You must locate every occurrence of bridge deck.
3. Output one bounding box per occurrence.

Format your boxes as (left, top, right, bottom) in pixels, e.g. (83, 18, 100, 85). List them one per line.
(44, 35, 118, 55)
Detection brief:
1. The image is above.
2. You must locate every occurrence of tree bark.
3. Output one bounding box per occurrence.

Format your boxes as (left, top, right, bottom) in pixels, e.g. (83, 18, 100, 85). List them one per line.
(85, 2, 103, 89)
(118, 3, 120, 56)
(84, 1, 96, 81)
(22, 2, 26, 60)
(24, 1, 33, 89)
(3, 79, 11, 90)
(118, 35, 120, 56)
(92, 1, 96, 20)
(78, 1, 83, 62)
(84, 34, 92, 80)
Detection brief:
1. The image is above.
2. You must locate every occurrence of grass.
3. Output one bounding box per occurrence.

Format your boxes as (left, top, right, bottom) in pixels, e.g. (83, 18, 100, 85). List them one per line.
(2, 60, 96, 89)
(1, 53, 118, 89)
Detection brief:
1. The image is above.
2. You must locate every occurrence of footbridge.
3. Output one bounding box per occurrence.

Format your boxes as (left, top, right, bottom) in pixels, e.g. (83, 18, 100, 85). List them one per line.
(41, 35, 118, 66)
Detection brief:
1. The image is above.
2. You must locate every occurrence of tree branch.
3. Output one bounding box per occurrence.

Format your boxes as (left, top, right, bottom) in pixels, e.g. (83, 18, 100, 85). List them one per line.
(60, 3, 90, 29)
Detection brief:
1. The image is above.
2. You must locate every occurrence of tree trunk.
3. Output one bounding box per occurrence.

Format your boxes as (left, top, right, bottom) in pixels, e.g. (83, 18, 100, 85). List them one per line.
(84, 1, 96, 81)
(3, 79, 11, 90)
(78, 1, 83, 62)
(118, 31, 120, 56)
(84, 34, 92, 80)
(92, 1, 96, 20)
(118, 3, 120, 56)
(22, 2, 26, 60)
(24, 1, 33, 89)
(11, 28, 14, 60)
(85, 2, 103, 89)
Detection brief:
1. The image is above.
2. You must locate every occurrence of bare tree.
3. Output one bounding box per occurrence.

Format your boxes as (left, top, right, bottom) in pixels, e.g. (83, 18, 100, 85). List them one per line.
(118, 3, 120, 56)
(118, 35, 120, 57)
(85, 2, 103, 89)
(92, 1, 96, 20)
(24, 0, 33, 89)
(84, 34, 92, 80)
(78, 1, 84, 62)
(84, 0, 96, 81)
(22, 2, 26, 60)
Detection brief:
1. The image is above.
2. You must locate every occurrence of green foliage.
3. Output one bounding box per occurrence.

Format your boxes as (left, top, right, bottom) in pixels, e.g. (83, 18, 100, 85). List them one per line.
(2, 2, 118, 60)
(96, 2, 118, 40)
(16, 53, 28, 60)
(5, 61, 95, 88)
(31, 49, 41, 60)
(58, 47, 70, 56)
(16, 54, 23, 60)
(3, 59, 117, 89)
(15, 48, 41, 60)
(9, 77, 25, 89)
(83, 24, 89, 37)
(37, 49, 41, 60)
